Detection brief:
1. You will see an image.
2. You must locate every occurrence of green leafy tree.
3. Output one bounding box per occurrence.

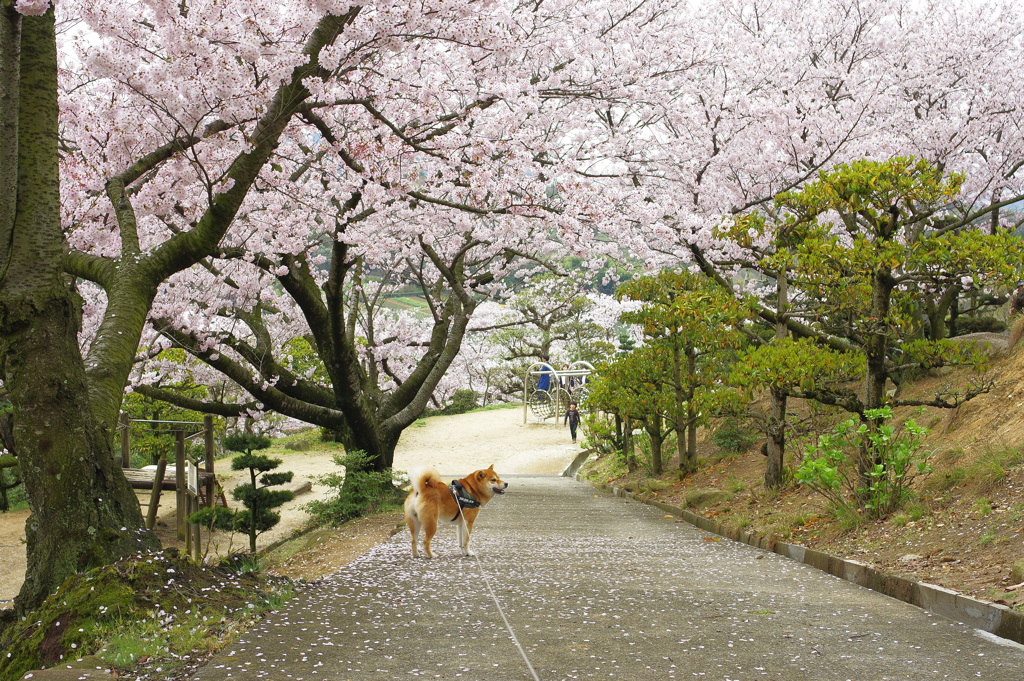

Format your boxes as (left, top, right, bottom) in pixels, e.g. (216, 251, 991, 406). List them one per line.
(122, 357, 214, 467)
(587, 346, 677, 474)
(191, 433, 294, 553)
(715, 158, 1023, 494)
(774, 158, 1017, 477)
(614, 270, 748, 472)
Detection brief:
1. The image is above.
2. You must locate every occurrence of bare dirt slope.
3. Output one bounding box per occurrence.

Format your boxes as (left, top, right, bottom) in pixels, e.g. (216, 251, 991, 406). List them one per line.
(0, 407, 578, 604)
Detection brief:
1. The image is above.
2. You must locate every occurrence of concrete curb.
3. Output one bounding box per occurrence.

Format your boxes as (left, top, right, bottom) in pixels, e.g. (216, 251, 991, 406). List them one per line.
(561, 448, 594, 478)
(579, 473, 1024, 646)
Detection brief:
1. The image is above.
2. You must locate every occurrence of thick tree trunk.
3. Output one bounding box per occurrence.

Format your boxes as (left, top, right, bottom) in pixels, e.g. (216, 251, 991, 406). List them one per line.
(678, 347, 698, 472)
(645, 413, 664, 475)
(623, 417, 637, 472)
(764, 276, 789, 489)
(859, 266, 895, 481)
(764, 387, 787, 489)
(0, 9, 156, 614)
(671, 343, 689, 472)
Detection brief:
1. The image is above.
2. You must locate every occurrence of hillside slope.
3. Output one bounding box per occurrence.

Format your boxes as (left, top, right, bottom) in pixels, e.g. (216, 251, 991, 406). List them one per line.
(582, 328, 1024, 608)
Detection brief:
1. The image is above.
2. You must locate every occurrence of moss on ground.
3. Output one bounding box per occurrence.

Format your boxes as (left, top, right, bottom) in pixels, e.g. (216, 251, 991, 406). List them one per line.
(0, 549, 293, 681)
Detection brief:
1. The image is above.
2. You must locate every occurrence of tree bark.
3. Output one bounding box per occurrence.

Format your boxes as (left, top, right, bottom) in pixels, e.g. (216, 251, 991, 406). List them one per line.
(0, 8, 156, 614)
(645, 413, 664, 475)
(764, 275, 789, 489)
(859, 263, 896, 480)
(764, 387, 787, 489)
(681, 347, 698, 472)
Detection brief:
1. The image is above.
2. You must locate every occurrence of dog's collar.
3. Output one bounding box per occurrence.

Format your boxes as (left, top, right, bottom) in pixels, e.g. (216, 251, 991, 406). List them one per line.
(449, 480, 480, 521)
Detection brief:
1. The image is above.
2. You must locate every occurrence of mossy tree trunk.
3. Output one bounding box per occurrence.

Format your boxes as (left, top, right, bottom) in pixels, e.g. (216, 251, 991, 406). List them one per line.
(0, 7, 157, 614)
(0, 8, 359, 613)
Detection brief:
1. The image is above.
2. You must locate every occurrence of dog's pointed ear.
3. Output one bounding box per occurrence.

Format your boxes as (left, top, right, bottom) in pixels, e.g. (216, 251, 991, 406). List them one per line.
(477, 470, 486, 480)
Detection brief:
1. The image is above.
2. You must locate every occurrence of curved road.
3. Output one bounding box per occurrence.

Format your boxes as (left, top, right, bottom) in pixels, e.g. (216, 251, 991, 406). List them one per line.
(192, 475, 1024, 680)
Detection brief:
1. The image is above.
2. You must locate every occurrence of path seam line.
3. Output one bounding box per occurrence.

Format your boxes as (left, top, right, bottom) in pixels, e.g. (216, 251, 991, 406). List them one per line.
(474, 554, 542, 681)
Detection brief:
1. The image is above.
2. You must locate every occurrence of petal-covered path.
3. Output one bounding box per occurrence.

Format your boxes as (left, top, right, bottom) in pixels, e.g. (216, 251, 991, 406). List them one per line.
(192, 475, 1024, 681)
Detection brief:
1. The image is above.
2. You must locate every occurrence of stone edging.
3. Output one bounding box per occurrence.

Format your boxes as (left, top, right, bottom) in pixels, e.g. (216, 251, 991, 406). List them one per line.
(574, 471, 1024, 646)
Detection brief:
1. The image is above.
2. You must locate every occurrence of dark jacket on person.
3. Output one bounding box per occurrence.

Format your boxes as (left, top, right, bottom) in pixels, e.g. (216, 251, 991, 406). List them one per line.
(564, 408, 581, 428)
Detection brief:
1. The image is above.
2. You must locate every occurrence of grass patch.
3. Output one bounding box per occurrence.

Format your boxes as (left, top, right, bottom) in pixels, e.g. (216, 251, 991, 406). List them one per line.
(0, 550, 294, 681)
(978, 529, 1000, 546)
(962, 448, 1024, 492)
(924, 466, 966, 493)
(974, 497, 993, 516)
(892, 503, 926, 527)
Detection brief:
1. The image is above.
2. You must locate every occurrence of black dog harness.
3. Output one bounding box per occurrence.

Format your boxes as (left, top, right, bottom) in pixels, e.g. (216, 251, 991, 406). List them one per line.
(449, 480, 480, 521)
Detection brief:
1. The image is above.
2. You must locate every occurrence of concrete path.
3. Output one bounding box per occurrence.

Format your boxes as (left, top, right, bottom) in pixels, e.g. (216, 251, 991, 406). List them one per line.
(192, 476, 1024, 680)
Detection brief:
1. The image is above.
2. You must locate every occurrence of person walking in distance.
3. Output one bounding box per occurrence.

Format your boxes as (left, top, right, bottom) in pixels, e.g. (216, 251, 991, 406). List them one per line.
(564, 402, 581, 443)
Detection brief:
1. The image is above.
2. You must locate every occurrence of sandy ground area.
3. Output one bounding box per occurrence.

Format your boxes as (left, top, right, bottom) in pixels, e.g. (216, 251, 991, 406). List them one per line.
(0, 407, 579, 604)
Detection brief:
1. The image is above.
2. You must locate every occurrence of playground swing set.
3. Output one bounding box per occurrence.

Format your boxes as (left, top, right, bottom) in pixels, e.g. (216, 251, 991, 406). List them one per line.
(522, 360, 595, 422)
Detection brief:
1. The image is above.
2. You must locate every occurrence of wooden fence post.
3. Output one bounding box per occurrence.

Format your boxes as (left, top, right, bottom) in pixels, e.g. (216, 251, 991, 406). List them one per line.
(119, 412, 131, 467)
(175, 430, 186, 540)
(204, 415, 215, 508)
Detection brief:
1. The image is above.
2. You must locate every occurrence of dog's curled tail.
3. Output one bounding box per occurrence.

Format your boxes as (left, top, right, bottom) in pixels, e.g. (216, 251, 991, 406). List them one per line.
(408, 466, 443, 495)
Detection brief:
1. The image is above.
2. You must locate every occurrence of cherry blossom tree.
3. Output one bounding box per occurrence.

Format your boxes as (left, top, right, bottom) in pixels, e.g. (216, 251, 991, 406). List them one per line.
(3, 0, 386, 612)
(117, 0, 653, 481)
(1, 0, 629, 611)
(577, 0, 1024, 487)
(1, 3, 157, 615)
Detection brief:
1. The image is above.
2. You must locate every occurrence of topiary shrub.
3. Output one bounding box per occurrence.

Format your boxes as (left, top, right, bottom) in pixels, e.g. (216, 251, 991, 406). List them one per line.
(190, 433, 293, 553)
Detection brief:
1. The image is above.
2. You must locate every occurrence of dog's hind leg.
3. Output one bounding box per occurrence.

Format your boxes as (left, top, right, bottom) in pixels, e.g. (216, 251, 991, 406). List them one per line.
(421, 514, 438, 559)
(406, 512, 421, 558)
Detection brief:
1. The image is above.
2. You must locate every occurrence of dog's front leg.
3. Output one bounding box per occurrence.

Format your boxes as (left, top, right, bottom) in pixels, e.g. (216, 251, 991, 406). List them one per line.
(457, 519, 475, 556)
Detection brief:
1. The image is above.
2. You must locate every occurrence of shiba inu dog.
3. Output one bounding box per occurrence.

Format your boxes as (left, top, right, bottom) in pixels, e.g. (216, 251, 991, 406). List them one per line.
(404, 465, 507, 558)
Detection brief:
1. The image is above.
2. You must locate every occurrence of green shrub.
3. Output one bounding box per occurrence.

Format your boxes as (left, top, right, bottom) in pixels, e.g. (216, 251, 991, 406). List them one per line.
(305, 450, 401, 525)
(795, 407, 932, 520)
(581, 412, 618, 456)
(0, 454, 22, 512)
(281, 430, 319, 451)
(443, 389, 479, 415)
(711, 418, 759, 453)
(955, 316, 1006, 334)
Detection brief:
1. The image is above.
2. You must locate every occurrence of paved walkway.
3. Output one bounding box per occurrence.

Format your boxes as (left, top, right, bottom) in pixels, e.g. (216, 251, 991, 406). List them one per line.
(192, 475, 1024, 680)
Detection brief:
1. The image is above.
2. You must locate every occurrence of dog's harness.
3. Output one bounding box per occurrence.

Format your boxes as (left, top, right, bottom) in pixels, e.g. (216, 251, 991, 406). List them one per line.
(448, 480, 480, 521)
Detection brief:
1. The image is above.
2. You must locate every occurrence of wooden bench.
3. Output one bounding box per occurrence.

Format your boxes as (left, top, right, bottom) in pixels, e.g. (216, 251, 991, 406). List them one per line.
(124, 464, 225, 529)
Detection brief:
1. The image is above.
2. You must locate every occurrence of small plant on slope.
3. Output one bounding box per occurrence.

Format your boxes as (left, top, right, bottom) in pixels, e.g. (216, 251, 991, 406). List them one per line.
(795, 407, 931, 520)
